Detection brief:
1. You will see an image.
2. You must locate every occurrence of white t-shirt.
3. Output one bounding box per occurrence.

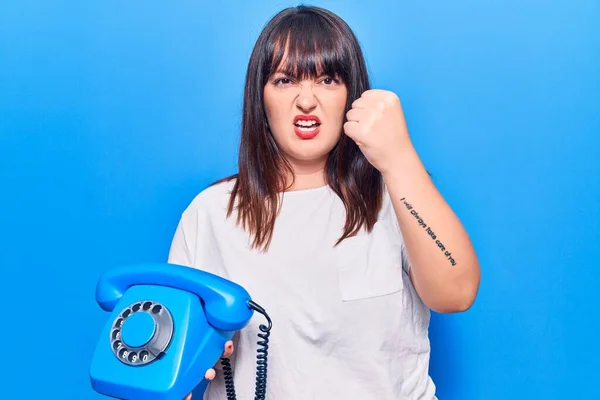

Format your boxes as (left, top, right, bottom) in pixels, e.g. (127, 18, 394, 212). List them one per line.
(168, 178, 437, 400)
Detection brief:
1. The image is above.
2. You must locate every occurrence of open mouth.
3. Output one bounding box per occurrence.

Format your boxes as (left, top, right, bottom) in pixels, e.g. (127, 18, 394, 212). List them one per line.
(293, 116, 321, 139)
(294, 120, 321, 131)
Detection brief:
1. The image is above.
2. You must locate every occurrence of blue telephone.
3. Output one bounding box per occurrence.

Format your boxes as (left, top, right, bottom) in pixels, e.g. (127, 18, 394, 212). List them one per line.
(89, 263, 272, 400)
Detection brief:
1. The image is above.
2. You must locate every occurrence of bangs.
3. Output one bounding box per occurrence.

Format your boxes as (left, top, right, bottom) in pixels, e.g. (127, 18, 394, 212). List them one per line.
(265, 12, 350, 82)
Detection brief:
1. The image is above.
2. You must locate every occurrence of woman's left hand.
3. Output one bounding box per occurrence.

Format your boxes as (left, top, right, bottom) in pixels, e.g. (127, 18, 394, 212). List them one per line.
(343, 89, 414, 174)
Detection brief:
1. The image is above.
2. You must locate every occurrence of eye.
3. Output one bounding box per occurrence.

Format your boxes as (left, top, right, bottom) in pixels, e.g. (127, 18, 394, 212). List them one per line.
(320, 76, 339, 85)
(273, 77, 293, 86)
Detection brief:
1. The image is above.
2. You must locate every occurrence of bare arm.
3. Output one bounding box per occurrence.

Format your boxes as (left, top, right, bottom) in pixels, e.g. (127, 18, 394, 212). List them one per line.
(343, 89, 480, 313)
(383, 146, 481, 313)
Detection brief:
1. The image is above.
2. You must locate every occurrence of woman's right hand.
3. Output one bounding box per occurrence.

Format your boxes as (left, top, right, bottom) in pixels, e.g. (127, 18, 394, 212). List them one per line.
(183, 340, 235, 400)
(205, 340, 235, 381)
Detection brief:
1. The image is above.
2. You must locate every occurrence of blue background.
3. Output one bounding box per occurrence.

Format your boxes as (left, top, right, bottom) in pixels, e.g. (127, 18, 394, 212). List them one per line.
(1, 0, 598, 399)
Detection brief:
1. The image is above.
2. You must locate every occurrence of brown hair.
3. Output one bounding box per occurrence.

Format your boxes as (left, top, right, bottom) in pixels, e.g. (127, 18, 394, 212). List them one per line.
(213, 5, 383, 252)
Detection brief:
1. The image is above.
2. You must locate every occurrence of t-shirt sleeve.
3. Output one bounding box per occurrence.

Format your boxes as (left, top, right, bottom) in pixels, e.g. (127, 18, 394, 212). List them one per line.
(166, 196, 237, 374)
(399, 233, 412, 275)
(167, 196, 204, 268)
(167, 217, 193, 267)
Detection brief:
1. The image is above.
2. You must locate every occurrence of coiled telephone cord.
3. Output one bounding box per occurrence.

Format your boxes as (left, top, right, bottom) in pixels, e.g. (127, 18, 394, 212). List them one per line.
(221, 300, 272, 400)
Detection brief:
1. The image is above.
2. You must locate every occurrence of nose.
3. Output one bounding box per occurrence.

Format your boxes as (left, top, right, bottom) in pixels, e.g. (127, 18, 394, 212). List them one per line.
(295, 83, 317, 112)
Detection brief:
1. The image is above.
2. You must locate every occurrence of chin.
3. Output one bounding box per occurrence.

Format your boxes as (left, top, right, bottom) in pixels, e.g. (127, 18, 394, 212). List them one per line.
(274, 127, 340, 163)
(290, 152, 328, 163)
(289, 139, 337, 161)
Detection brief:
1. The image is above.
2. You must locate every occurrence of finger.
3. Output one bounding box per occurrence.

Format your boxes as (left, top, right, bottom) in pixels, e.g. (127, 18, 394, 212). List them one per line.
(351, 96, 370, 109)
(205, 368, 216, 381)
(361, 89, 386, 98)
(343, 120, 361, 139)
(184, 393, 192, 400)
(362, 89, 397, 110)
(346, 108, 368, 123)
(223, 341, 234, 358)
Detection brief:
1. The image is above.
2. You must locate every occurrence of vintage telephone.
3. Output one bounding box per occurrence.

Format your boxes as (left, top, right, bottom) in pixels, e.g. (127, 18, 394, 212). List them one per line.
(89, 263, 272, 400)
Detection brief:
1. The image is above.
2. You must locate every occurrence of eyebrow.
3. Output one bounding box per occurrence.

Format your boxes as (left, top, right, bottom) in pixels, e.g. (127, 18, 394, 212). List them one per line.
(272, 69, 334, 79)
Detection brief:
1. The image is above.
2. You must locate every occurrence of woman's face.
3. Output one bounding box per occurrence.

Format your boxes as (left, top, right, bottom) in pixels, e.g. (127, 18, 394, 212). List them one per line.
(263, 67, 348, 170)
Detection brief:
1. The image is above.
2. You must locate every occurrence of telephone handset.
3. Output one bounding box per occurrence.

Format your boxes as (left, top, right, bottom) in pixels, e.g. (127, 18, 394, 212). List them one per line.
(89, 263, 272, 400)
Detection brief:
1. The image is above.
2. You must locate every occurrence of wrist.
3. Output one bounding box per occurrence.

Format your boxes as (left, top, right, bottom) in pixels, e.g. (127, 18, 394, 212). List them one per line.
(380, 144, 423, 181)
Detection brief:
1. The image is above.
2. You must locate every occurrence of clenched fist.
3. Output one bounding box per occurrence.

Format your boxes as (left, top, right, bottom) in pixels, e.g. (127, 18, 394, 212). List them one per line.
(344, 89, 413, 174)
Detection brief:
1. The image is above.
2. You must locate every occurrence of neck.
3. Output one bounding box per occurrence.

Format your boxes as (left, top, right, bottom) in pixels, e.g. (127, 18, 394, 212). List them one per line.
(284, 157, 327, 191)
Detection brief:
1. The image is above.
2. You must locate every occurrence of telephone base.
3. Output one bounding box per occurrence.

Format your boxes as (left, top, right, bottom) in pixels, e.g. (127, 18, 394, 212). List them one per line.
(90, 284, 234, 400)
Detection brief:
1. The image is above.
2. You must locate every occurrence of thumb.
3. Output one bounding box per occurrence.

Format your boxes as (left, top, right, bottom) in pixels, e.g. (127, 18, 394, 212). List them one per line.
(343, 120, 361, 141)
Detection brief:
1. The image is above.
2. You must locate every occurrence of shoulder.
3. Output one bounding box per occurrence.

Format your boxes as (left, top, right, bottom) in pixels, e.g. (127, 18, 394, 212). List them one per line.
(180, 176, 237, 219)
(187, 176, 236, 209)
(168, 177, 237, 267)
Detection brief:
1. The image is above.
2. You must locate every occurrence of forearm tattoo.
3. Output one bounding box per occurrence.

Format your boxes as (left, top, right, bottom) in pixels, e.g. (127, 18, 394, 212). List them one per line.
(400, 197, 457, 266)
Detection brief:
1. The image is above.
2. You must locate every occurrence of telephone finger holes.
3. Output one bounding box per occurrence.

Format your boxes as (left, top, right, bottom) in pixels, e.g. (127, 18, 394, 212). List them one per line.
(119, 348, 128, 359)
(128, 352, 138, 363)
(110, 301, 172, 366)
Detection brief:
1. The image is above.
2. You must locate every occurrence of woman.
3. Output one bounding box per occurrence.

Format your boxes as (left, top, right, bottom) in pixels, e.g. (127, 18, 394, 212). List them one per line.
(173, 5, 480, 400)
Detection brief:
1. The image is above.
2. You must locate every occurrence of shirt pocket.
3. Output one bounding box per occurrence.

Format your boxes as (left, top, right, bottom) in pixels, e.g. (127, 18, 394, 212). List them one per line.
(335, 218, 404, 302)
